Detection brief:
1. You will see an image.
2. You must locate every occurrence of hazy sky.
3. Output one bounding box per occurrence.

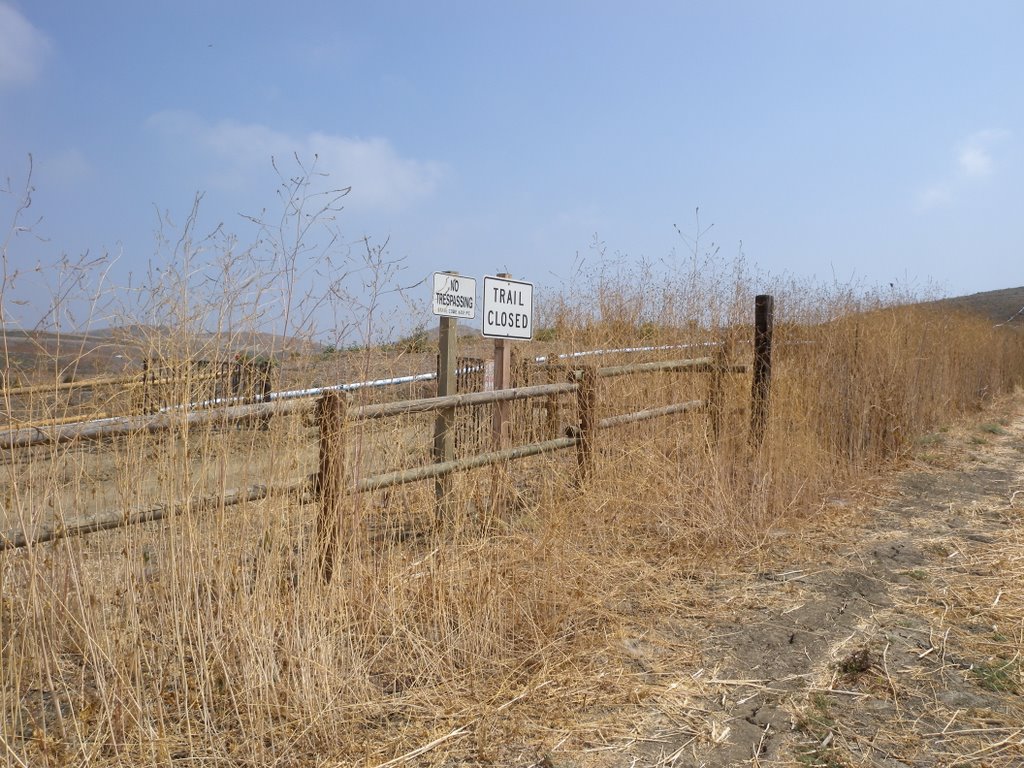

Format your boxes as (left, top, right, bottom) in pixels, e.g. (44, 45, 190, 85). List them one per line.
(1, 1, 1021, 335)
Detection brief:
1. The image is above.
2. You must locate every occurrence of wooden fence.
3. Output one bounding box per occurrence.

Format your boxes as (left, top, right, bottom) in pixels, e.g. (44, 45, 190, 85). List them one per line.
(437, 354, 563, 457)
(0, 356, 274, 428)
(0, 296, 776, 558)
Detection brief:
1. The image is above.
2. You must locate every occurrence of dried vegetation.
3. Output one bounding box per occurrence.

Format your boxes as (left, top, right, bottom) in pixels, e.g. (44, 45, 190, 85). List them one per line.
(2, 169, 1023, 766)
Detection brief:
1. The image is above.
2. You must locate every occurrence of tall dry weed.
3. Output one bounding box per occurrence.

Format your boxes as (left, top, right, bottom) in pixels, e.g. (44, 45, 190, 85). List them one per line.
(2, 180, 1023, 764)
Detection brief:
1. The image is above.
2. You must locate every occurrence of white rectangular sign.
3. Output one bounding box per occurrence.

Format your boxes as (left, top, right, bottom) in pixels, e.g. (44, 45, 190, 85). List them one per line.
(432, 272, 476, 319)
(482, 275, 534, 340)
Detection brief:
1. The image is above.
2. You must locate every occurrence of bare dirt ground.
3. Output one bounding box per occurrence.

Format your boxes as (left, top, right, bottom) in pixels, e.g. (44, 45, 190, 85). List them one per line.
(576, 394, 1024, 767)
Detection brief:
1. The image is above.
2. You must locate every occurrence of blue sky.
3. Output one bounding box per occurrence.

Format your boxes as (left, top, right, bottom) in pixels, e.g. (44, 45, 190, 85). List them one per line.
(1, 1, 1022, 337)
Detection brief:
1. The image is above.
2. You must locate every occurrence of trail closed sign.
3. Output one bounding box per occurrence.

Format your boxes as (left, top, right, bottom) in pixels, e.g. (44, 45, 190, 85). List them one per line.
(482, 275, 534, 340)
(432, 272, 476, 319)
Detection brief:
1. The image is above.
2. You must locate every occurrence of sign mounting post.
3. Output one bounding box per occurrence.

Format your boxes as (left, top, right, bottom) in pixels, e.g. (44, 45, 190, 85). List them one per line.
(483, 274, 534, 447)
(431, 271, 476, 521)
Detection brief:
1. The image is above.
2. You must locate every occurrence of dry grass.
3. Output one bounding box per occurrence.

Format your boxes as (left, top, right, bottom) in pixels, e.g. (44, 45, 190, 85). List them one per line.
(3, 178, 1024, 765)
(3, 288, 1021, 766)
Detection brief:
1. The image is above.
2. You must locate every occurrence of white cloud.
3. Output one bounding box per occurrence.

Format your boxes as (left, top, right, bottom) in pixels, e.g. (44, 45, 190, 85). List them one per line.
(0, 3, 52, 88)
(915, 182, 953, 211)
(958, 146, 992, 177)
(915, 129, 1010, 211)
(147, 110, 444, 212)
(957, 129, 1008, 178)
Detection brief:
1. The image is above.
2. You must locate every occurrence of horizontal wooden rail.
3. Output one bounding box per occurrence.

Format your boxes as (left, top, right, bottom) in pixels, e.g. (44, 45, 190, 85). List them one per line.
(597, 399, 705, 429)
(3, 373, 130, 397)
(0, 383, 579, 450)
(0, 479, 306, 551)
(0, 355, 749, 450)
(353, 381, 578, 420)
(3, 369, 228, 398)
(0, 394, 706, 550)
(594, 357, 749, 379)
(596, 357, 715, 378)
(130, 370, 229, 390)
(344, 396, 709, 495)
(356, 435, 580, 493)
(2, 296, 774, 554)
(0, 398, 314, 450)
(0, 341, 724, 400)
(2, 411, 115, 430)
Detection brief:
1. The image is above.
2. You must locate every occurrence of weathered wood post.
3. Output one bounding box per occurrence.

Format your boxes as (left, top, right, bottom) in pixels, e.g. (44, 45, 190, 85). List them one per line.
(491, 272, 514, 449)
(708, 333, 734, 448)
(546, 359, 562, 439)
(574, 365, 598, 484)
(316, 390, 346, 583)
(487, 285, 513, 521)
(433, 310, 458, 521)
(430, 270, 477, 522)
(258, 359, 273, 430)
(260, 360, 273, 402)
(230, 356, 242, 401)
(140, 359, 150, 414)
(218, 360, 229, 400)
(750, 294, 774, 447)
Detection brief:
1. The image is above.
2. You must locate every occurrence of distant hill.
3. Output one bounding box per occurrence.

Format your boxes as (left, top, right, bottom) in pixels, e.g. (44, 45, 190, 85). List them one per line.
(925, 286, 1024, 328)
(0, 325, 319, 383)
(4, 286, 1022, 384)
(90, 326, 319, 357)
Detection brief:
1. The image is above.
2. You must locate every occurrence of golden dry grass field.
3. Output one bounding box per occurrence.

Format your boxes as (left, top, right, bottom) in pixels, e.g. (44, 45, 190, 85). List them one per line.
(2, 289, 1024, 767)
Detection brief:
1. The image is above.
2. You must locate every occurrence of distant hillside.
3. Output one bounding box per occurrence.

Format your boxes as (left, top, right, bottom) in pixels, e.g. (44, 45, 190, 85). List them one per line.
(926, 286, 1024, 328)
(0, 325, 319, 383)
(90, 326, 320, 357)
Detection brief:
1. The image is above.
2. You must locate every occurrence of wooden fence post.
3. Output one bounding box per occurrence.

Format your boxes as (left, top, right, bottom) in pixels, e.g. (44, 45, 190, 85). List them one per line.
(574, 365, 598, 484)
(433, 314, 457, 522)
(491, 272, 514, 449)
(750, 294, 774, 447)
(230, 358, 242, 401)
(141, 359, 152, 414)
(316, 390, 346, 583)
(708, 334, 733, 447)
(546, 360, 562, 439)
(259, 360, 273, 430)
(261, 361, 273, 403)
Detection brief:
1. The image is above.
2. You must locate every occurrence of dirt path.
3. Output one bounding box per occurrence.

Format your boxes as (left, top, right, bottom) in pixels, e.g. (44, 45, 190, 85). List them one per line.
(608, 395, 1024, 767)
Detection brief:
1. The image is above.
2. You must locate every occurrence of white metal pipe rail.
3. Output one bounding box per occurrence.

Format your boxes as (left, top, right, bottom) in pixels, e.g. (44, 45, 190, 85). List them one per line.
(0, 353, 746, 549)
(2, 355, 743, 450)
(1, 342, 727, 444)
